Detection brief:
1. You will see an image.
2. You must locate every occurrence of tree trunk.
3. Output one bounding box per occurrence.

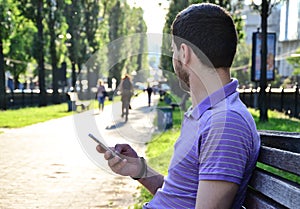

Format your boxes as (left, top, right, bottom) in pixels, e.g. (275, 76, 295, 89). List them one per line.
(0, 37, 6, 110)
(37, 0, 47, 106)
(259, 0, 269, 122)
(49, 12, 60, 104)
(71, 62, 76, 89)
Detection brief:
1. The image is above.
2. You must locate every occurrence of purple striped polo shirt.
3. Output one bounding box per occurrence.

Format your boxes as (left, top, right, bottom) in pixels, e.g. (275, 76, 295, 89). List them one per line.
(143, 79, 260, 209)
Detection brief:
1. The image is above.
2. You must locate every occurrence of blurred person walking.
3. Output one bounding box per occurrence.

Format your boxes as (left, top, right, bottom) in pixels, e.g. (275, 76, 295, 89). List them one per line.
(120, 75, 133, 122)
(146, 84, 153, 107)
(96, 79, 107, 113)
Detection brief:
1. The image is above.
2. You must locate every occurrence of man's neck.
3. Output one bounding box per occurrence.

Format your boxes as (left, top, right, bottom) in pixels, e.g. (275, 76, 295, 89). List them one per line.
(189, 62, 231, 107)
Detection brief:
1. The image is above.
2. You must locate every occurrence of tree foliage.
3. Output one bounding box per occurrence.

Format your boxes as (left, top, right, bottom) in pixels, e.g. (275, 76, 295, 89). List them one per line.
(231, 42, 251, 86)
(160, 0, 189, 96)
(108, 1, 147, 87)
(287, 47, 300, 76)
(0, 0, 149, 108)
(0, 0, 15, 109)
(18, 0, 47, 106)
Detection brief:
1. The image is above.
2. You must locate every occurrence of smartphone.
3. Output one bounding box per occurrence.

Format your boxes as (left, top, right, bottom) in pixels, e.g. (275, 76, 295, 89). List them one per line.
(88, 133, 122, 158)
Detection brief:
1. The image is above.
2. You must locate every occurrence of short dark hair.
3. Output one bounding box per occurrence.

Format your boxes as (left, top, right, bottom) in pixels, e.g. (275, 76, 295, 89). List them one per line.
(171, 3, 238, 68)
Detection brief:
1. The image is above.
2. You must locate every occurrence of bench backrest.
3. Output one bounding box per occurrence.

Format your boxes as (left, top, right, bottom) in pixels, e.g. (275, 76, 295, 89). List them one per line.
(68, 92, 79, 102)
(244, 130, 300, 209)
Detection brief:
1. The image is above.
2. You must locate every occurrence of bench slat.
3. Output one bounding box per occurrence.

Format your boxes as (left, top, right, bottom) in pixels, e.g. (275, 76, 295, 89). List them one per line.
(249, 168, 300, 208)
(244, 188, 287, 209)
(259, 146, 300, 176)
(259, 130, 300, 153)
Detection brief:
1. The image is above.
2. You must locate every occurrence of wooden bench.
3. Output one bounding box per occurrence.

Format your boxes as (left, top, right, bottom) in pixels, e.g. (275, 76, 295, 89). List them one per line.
(244, 130, 300, 209)
(68, 92, 90, 111)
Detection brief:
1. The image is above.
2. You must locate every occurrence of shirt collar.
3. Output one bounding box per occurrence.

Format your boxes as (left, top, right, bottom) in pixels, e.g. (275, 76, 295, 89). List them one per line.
(186, 79, 238, 120)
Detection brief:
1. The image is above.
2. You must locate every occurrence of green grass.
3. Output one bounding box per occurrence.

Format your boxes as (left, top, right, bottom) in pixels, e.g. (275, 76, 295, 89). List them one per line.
(0, 103, 74, 128)
(133, 104, 183, 208)
(249, 109, 300, 184)
(257, 162, 300, 184)
(249, 108, 300, 132)
(0, 96, 121, 129)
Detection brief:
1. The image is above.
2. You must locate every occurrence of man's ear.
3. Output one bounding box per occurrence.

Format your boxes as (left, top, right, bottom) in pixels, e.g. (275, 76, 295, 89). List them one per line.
(180, 43, 191, 65)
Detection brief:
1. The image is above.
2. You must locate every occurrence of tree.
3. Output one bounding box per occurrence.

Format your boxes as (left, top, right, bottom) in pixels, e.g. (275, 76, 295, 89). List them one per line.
(287, 47, 300, 84)
(45, 0, 66, 103)
(108, 1, 127, 87)
(123, 7, 148, 82)
(7, 21, 36, 89)
(78, 0, 102, 93)
(106, 1, 148, 87)
(36, 0, 47, 106)
(160, 0, 189, 97)
(64, 0, 84, 89)
(86, 0, 117, 88)
(18, 0, 47, 106)
(0, 0, 14, 110)
(231, 42, 252, 86)
(0, 31, 6, 109)
(135, 11, 148, 83)
(161, 0, 189, 73)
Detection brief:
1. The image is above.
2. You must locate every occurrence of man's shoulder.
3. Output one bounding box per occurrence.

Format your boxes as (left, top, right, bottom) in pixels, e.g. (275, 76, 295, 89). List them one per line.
(201, 107, 256, 136)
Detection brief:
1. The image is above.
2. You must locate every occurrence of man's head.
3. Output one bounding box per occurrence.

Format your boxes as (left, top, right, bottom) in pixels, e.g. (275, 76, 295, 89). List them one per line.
(171, 3, 238, 69)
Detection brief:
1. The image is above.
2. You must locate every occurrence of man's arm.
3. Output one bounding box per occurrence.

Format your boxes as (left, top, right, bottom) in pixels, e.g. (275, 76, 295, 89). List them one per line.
(137, 165, 164, 195)
(195, 180, 238, 209)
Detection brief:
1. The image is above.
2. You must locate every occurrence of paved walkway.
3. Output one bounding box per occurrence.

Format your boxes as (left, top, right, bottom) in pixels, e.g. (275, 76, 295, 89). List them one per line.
(0, 93, 158, 209)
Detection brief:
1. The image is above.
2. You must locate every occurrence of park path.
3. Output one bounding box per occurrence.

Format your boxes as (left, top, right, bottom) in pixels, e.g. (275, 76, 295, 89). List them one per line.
(0, 93, 158, 209)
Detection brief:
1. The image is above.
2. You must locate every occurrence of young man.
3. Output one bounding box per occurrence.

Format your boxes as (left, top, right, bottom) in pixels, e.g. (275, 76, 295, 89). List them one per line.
(96, 3, 260, 209)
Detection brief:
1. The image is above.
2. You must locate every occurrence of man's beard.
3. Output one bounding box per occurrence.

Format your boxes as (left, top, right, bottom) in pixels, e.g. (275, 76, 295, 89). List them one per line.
(174, 59, 190, 91)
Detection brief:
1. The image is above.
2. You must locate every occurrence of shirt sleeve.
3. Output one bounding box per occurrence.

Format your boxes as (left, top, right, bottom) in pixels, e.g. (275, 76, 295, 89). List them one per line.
(198, 110, 252, 185)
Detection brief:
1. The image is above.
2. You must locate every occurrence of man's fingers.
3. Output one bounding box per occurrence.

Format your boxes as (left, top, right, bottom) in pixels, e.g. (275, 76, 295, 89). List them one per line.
(104, 150, 114, 160)
(96, 145, 106, 153)
(107, 154, 114, 160)
(107, 155, 123, 167)
(110, 159, 127, 174)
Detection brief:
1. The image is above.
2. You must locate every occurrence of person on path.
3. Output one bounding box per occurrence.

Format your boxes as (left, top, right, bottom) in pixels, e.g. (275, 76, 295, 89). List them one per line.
(120, 75, 133, 122)
(146, 84, 153, 107)
(96, 79, 106, 112)
(96, 3, 260, 209)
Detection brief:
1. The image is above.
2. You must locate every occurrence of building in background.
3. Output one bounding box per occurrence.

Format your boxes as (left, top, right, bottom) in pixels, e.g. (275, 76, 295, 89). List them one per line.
(278, 0, 300, 77)
(242, 0, 300, 79)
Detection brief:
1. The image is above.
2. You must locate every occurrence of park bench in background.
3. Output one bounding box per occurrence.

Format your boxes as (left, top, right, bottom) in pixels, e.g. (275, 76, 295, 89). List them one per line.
(68, 92, 90, 112)
(162, 92, 189, 111)
(244, 130, 300, 209)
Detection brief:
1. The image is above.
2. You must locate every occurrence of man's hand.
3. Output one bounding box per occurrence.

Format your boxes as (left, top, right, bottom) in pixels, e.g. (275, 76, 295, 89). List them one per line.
(96, 144, 142, 178)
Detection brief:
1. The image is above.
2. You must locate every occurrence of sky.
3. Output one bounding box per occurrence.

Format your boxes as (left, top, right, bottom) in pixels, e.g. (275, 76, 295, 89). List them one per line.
(127, 0, 170, 33)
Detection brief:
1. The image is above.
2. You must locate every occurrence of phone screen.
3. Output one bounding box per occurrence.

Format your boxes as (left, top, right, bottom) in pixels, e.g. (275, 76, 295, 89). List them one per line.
(88, 133, 122, 158)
